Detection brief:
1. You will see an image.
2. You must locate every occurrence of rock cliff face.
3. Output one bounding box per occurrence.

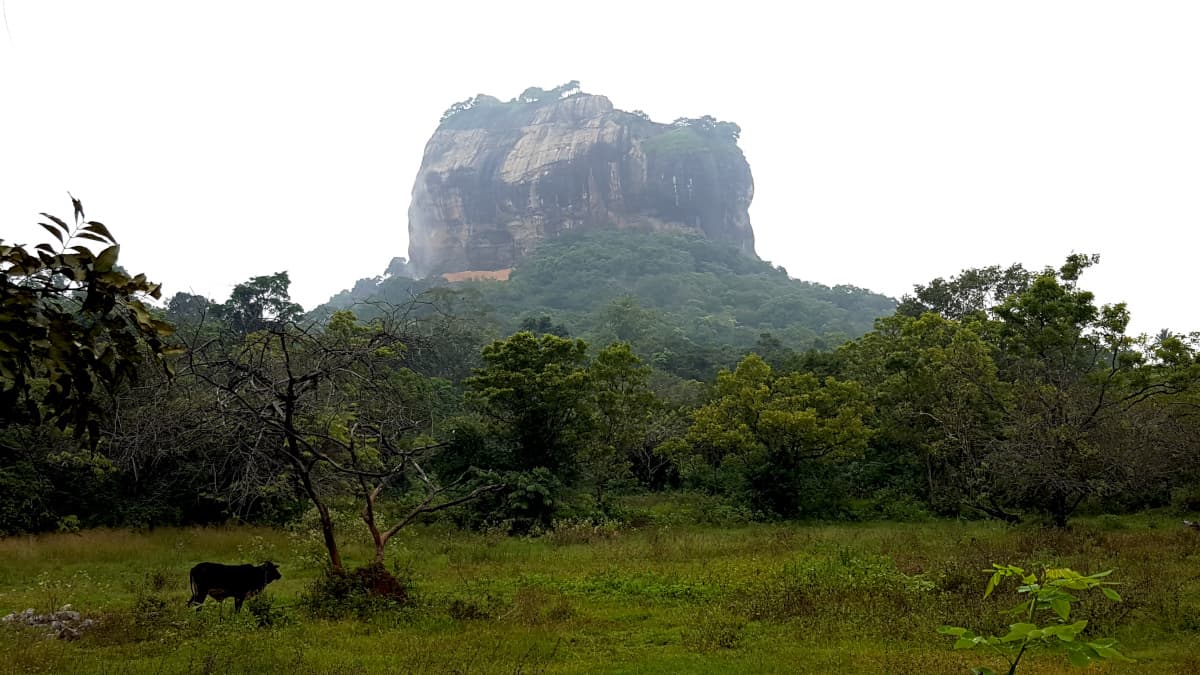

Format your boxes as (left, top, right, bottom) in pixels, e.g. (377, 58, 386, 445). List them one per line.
(407, 89, 755, 277)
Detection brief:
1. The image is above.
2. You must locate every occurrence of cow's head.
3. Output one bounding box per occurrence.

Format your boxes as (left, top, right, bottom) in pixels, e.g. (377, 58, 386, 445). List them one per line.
(260, 561, 282, 584)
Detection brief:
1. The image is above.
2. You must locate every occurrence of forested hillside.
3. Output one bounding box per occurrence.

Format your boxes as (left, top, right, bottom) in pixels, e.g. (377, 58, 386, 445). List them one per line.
(324, 231, 895, 379)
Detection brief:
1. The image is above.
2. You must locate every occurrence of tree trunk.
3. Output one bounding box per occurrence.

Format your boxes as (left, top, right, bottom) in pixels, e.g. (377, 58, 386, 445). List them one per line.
(1049, 491, 1079, 529)
(316, 502, 344, 572)
(361, 487, 388, 565)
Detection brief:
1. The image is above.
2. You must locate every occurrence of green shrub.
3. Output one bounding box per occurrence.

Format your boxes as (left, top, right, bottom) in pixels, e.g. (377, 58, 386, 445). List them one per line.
(301, 563, 409, 620)
(244, 593, 284, 628)
(939, 564, 1133, 673)
(1173, 488, 1200, 514)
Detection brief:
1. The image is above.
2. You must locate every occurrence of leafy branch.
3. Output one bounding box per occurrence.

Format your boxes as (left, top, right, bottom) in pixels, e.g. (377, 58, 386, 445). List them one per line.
(939, 563, 1133, 674)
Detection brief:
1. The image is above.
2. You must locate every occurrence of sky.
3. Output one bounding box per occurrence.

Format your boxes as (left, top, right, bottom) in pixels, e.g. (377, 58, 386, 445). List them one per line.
(2, 1, 1198, 336)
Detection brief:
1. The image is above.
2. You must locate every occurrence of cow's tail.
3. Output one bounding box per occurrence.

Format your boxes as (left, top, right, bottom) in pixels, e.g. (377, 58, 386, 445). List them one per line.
(187, 569, 198, 606)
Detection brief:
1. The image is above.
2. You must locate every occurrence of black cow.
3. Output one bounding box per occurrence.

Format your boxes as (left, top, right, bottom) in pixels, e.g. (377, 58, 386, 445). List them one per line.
(187, 561, 281, 612)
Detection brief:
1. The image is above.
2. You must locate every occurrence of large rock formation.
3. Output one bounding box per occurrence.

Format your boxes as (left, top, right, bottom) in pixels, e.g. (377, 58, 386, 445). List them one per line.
(407, 85, 756, 277)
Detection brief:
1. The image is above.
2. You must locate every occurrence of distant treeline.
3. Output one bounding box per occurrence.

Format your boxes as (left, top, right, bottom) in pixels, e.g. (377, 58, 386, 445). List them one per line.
(4, 211, 1199, 543)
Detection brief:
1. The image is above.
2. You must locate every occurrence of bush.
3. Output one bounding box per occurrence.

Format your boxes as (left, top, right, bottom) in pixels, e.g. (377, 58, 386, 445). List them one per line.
(1173, 487, 1200, 514)
(869, 487, 933, 522)
(301, 563, 409, 619)
(244, 593, 284, 628)
(456, 469, 566, 534)
(130, 569, 174, 628)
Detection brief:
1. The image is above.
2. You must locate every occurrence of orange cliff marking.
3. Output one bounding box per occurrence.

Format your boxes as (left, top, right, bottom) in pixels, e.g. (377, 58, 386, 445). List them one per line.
(441, 268, 512, 283)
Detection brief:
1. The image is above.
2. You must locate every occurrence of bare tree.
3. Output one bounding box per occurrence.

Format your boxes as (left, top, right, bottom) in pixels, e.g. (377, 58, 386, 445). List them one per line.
(181, 302, 499, 572)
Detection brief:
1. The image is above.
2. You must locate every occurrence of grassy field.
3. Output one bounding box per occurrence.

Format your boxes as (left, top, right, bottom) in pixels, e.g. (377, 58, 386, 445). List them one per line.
(3, 509, 1200, 673)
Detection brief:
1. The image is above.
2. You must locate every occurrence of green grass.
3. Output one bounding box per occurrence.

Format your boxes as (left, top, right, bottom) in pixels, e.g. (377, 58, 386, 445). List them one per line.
(3, 517, 1200, 673)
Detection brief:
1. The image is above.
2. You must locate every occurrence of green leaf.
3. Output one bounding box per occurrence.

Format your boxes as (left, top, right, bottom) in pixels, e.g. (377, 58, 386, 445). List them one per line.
(39, 222, 65, 244)
(1085, 639, 1127, 660)
(952, 637, 977, 650)
(1050, 598, 1070, 620)
(95, 245, 120, 273)
(1006, 599, 1031, 617)
(1067, 648, 1092, 667)
(984, 572, 1000, 599)
(1050, 620, 1087, 641)
(1051, 627, 1076, 642)
(938, 626, 968, 636)
(74, 232, 110, 244)
(130, 302, 153, 330)
(83, 220, 116, 243)
(1000, 623, 1036, 642)
(1101, 587, 1122, 602)
(40, 212, 70, 232)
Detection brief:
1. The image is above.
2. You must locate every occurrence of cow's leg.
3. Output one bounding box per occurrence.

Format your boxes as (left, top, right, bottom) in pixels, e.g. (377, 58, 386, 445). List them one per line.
(234, 595, 244, 613)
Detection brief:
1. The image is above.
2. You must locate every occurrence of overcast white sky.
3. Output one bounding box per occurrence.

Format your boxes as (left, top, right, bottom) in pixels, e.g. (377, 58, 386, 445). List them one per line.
(2, 2, 1197, 335)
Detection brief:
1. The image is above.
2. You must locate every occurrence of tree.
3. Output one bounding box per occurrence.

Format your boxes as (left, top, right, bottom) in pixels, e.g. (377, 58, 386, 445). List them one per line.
(985, 255, 1195, 525)
(549, 80, 581, 98)
(518, 314, 570, 338)
(670, 115, 741, 142)
(598, 296, 655, 345)
(466, 332, 594, 476)
(841, 312, 1008, 518)
(583, 343, 658, 503)
(516, 81, 580, 104)
(165, 292, 214, 327)
(846, 255, 1199, 525)
(186, 297, 498, 570)
(0, 197, 177, 447)
(439, 94, 501, 123)
(215, 271, 303, 335)
(897, 263, 1031, 320)
(682, 354, 872, 517)
(518, 86, 549, 103)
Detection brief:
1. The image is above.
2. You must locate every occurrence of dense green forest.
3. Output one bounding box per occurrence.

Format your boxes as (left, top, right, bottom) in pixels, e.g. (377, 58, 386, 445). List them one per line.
(324, 231, 896, 380)
(4, 203, 1198, 541)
